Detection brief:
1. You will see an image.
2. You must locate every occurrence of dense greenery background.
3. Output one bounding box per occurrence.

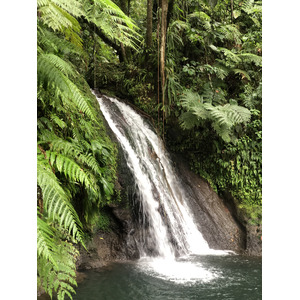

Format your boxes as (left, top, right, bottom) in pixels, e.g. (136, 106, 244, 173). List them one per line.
(37, 0, 261, 298)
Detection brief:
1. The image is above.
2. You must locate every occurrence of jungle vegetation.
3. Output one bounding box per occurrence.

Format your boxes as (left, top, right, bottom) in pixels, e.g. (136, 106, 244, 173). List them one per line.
(37, 0, 262, 298)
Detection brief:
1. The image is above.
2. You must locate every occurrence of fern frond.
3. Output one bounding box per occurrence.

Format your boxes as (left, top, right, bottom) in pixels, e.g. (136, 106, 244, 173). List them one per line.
(51, 0, 84, 17)
(232, 68, 251, 81)
(50, 138, 104, 176)
(241, 0, 255, 14)
(46, 150, 98, 192)
(204, 103, 234, 127)
(179, 112, 201, 129)
(238, 53, 262, 67)
(66, 81, 98, 122)
(228, 102, 252, 124)
(37, 240, 79, 300)
(50, 114, 67, 129)
(94, 0, 138, 29)
(84, 0, 141, 48)
(38, 53, 98, 122)
(38, 25, 83, 56)
(37, 157, 83, 241)
(40, 53, 76, 77)
(218, 47, 242, 64)
(38, 0, 83, 47)
(188, 11, 211, 31)
(216, 24, 242, 44)
(37, 216, 58, 267)
(180, 90, 209, 118)
(179, 89, 251, 142)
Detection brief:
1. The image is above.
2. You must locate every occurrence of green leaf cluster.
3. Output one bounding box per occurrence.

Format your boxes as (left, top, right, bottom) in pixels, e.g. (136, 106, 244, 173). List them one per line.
(37, 0, 139, 298)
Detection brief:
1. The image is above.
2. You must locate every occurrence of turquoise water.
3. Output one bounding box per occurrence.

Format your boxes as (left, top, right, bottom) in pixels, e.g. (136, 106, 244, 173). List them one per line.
(73, 255, 261, 300)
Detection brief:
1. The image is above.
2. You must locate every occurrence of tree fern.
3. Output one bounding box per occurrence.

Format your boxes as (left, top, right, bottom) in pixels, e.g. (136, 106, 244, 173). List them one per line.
(84, 0, 141, 49)
(38, 0, 84, 46)
(179, 90, 251, 142)
(179, 112, 201, 130)
(38, 26, 84, 56)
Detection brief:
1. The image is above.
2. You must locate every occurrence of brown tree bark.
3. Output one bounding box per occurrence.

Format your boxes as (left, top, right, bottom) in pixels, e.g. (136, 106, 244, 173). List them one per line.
(230, 0, 234, 23)
(146, 0, 153, 48)
(160, 0, 168, 132)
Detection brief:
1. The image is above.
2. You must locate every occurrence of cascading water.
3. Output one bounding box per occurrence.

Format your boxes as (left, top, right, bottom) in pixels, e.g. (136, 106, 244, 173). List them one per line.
(96, 94, 229, 283)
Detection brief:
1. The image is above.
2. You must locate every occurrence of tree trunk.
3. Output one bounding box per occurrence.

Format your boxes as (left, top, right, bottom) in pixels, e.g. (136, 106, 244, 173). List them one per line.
(146, 0, 153, 48)
(120, 42, 128, 63)
(230, 0, 234, 23)
(160, 0, 168, 129)
(93, 25, 97, 88)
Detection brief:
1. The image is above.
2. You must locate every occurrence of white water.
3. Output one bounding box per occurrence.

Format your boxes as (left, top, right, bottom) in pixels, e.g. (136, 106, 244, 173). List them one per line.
(96, 94, 229, 283)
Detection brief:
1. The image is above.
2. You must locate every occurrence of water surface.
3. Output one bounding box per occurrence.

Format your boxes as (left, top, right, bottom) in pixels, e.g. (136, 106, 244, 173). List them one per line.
(73, 255, 261, 300)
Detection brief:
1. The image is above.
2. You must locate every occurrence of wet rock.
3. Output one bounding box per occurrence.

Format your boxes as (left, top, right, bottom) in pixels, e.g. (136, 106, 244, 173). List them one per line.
(245, 224, 262, 256)
(221, 190, 262, 256)
(170, 153, 247, 254)
(76, 208, 139, 270)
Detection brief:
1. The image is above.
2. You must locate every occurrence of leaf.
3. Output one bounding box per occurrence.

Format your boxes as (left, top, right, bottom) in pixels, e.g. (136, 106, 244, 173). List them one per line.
(233, 10, 241, 19)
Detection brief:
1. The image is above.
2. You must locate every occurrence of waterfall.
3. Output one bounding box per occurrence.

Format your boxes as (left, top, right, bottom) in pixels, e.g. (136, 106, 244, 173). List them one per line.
(96, 94, 226, 262)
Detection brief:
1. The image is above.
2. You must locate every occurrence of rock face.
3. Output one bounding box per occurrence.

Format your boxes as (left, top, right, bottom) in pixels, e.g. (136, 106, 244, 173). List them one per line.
(170, 154, 247, 254)
(76, 205, 139, 270)
(220, 190, 262, 256)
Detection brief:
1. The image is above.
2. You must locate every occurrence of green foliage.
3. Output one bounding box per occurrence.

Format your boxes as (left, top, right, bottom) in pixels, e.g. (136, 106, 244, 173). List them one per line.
(36, 0, 139, 298)
(162, 0, 262, 222)
(38, 0, 84, 47)
(37, 238, 79, 300)
(93, 211, 111, 232)
(37, 156, 84, 242)
(84, 0, 141, 49)
(179, 90, 251, 143)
